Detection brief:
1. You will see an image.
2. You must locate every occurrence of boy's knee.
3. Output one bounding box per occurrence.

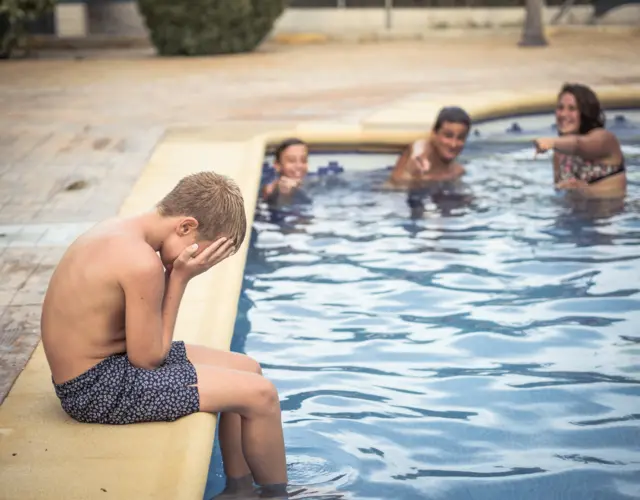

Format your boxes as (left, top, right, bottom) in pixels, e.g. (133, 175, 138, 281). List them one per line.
(248, 355, 263, 375)
(240, 354, 262, 375)
(250, 379, 280, 417)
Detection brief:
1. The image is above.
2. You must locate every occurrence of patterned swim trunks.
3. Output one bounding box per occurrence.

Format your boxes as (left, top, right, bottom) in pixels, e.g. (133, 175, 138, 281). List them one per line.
(53, 341, 200, 425)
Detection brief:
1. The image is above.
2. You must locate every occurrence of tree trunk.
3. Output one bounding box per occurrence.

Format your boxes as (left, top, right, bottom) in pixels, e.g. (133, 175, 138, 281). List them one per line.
(519, 0, 548, 47)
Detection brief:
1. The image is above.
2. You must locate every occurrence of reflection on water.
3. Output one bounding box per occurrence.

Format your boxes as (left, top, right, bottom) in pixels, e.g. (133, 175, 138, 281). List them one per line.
(205, 143, 640, 500)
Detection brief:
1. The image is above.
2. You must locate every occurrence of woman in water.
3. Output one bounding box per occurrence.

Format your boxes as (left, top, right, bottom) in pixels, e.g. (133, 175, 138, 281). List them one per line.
(261, 138, 309, 204)
(534, 83, 627, 199)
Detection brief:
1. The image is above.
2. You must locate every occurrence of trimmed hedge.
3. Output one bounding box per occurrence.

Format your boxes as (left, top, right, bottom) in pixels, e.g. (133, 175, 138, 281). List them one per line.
(0, 0, 54, 58)
(137, 0, 288, 56)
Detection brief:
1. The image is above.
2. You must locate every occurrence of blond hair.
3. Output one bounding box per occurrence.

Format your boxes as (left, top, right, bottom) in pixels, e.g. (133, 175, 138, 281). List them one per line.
(157, 171, 247, 247)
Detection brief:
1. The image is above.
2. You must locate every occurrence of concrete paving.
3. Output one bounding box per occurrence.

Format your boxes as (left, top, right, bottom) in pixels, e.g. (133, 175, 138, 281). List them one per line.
(0, 30, 639, 403)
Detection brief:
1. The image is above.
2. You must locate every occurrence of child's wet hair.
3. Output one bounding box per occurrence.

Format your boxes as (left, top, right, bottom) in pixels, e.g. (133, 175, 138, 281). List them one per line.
(157, 171, 247, 247)
(433, 106, 471, 132)
(274, 138, 307, 163)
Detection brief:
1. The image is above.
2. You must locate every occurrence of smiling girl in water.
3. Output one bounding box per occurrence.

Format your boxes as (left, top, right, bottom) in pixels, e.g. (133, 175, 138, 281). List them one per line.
(534, 83, 627, 199)
(262, 138, 309, 204)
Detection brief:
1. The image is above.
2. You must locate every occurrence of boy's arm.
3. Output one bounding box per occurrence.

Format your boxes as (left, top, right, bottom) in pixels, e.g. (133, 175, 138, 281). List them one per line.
(389, 146, 412, 184)
(120, 246, 187, 370)
(390, 140, 428, 185)
(421, 163, 465, 182)
(448, 163, 465, 180)
(262, 179, 280, 202)
(121, 237, 235, 370)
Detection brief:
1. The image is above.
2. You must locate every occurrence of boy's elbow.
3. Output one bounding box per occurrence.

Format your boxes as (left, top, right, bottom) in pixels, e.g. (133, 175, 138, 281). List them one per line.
(128, 352, 165, 371)
(134, 361, 162, 371)
(389, 170, 402, 184)
(129, 359, 161, 371)
(390, 164, 410, 184)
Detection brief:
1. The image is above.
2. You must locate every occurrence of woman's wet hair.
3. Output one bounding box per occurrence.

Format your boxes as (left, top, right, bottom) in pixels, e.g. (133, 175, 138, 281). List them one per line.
(274, 138, 307, 163)
(559, 83, 605, 134)
(433, 106, 471, 132)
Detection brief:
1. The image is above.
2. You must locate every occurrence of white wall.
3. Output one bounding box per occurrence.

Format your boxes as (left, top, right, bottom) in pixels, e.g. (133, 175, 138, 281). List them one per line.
(55, 3, 640, 39)
(86, 1, 148, 36)
(273, 7, 640, 33)
(55, 4, 89, 37)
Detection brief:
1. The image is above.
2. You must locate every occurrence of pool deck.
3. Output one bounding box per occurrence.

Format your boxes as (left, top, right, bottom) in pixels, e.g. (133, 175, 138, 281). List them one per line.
(1, 29, 640, 499)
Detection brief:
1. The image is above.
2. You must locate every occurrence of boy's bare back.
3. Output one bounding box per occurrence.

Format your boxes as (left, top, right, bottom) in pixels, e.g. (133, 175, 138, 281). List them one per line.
(41, 218, 158, 384)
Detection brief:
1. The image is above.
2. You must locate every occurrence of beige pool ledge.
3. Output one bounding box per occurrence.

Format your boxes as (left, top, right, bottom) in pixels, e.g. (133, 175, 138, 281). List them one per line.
(1, 86, 639, 500)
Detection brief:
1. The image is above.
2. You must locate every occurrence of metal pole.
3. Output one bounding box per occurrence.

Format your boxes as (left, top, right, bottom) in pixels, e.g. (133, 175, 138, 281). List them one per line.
(385, 0, 393, 30)
(519, 0, 548, 46)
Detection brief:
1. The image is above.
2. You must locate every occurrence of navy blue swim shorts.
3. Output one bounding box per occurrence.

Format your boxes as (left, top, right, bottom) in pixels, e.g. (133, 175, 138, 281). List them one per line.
(53, 341, 200, 425)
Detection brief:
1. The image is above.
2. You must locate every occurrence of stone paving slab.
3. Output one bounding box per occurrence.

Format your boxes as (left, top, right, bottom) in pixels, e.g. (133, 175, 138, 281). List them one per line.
(0, 247, 66, 401)
(0, 123, 164, 403)
(0, 31, 639, 403)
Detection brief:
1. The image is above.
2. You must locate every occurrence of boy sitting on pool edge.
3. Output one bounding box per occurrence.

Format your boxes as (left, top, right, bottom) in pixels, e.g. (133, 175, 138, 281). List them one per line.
(41, 172, 290, 498)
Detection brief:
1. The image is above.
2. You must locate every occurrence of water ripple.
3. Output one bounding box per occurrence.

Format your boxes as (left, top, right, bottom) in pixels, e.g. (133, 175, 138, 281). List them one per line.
(571, 414, 640, 427)
(392, 466, 546, 480)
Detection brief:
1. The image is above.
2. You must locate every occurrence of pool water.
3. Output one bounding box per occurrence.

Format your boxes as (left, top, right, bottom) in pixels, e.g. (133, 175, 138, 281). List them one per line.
(205, 122, 640, 499)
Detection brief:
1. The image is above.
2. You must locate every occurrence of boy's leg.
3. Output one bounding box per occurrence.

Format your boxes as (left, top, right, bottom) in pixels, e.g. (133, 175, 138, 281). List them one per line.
(184, 345, 287, 490)
(192, 364, 288, 488)
(219, 412, 252, 485)
(186, 344, 260, 482)
(185, 344, 262, 374)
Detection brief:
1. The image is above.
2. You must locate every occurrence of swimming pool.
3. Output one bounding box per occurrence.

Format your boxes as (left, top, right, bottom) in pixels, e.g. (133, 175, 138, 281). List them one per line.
(205, 114, 640, 500)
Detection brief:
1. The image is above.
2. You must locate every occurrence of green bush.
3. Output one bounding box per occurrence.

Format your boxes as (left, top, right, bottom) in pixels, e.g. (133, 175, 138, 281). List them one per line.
(0, 0, 54, 58)
(137, 0, 288, 56)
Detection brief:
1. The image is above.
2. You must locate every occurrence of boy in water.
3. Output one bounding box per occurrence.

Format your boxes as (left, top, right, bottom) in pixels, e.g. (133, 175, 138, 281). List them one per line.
(41, 172, 289, 498)
(388, 106, 472, 217)
(389, 106, 471, 188)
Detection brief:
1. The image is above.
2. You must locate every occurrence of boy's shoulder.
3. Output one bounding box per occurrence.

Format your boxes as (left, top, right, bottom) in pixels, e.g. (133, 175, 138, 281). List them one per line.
(114, 236, 163, 275)
(451, 162, 466, 176)
(81, 223, 163, 277)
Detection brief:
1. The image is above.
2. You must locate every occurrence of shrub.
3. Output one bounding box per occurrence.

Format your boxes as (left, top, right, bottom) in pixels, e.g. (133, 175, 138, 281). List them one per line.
(136, 0, 288, 56)
(0, 0, 55, 58)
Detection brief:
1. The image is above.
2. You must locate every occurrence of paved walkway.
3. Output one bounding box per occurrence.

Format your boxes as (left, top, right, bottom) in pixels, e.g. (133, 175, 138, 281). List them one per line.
(0, 31, 639, 403)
